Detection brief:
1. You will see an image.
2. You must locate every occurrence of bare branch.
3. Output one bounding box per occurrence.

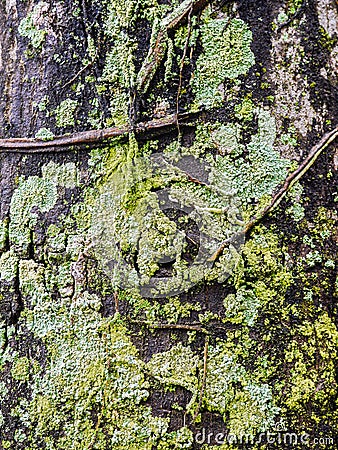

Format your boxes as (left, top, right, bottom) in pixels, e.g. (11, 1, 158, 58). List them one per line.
(0, 113, 191, 153)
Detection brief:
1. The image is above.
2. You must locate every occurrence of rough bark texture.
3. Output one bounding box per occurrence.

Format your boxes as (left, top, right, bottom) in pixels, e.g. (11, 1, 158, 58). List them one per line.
(0, 0, 338, 449)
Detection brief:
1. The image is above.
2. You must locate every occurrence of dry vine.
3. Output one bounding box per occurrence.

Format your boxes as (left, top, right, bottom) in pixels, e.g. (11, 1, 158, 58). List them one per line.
(0, 113, 191, 153)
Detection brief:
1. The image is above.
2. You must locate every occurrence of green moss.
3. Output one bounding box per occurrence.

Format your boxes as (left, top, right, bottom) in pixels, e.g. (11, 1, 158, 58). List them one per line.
(2, 4, 336, 445)
(287, 0, 303, 15)
(234, 95, 254, 122)
(55, 99, 78, 128)
(277, 11, 289, 24)
(324, 259, 335, 269)
(283, 312, 338, 410)
(192, 11, 255, 108)
(35, 96, 49, 112)
(157, 427, 193, 450)
(160, 297, 201, 323)
(18, 2, 47, 49)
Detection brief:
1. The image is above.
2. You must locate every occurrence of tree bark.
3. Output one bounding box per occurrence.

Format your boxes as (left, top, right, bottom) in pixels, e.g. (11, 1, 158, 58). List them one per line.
(0, 0, 338, 449)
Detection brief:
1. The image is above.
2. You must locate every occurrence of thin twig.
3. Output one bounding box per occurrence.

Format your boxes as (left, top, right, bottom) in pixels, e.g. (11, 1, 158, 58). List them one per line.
(61, 59, 95, 90)
(191, 335, 209, 422)
(208, 237, 233, 262)
(0, 113, 192, 153)
(209, 125, 338, 261)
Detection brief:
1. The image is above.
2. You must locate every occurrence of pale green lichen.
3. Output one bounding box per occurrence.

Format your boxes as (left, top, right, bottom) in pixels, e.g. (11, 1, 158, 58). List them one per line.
(9, 176, 58, 254)
(146, 339, 280, 435)
(147, 343, 199, 402)
(210, 108, 291, 204)
(324, 259, 335, 269)
(18, 2, 48, 49)
(35, 128, 54, 141)
(223, 287, 260, 326)
(41, 161, 78, 188)
(8, 162, 78, 254)
(55, 99, 78, 128)
(89, 107, 291, 298)
(211, 123, 244, 157)
(101, 41, 136, 88)
(11, 357, 30, 382)
(15, 258, 172, 448)
(280, 129, 298, 147)
(0, 220, 8, 252)
(0, 251, 18, 282)
(160, 297, 201, 324)
(99, 0, 152, 126)
(2, 4, 336, 447)
(285, 183, 305, 221)
(90, 137, 244, 297)
(192, 11, 255, 108)
(204, 342, 280, 435)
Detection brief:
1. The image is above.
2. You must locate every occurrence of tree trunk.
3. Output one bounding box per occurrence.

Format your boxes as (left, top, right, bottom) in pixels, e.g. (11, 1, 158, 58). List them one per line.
(0, 0, 337, 448)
